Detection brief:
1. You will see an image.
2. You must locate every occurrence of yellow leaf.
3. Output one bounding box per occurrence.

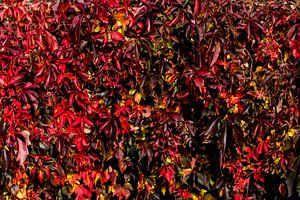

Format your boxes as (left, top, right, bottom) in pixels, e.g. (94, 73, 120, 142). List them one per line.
(165, 157, 172, 164)
(191, 194, 200, 200)
(200, 189, 207, 196)
(284, 51, 289, 62)
(99, 194, 105, 200)
(287, 128, 298, 137)
(129, 89, 136, 95)
(161, 186, 166, 196)
(274, 157, 281, 164)
(124, 182, 133, 190)
(182, 168, 192, 178)
(276, 142, 281, 147)
(98, 99, 104, 105)
(134, 93, 142, 104)
(67, 174, 73, 180)
(243, 165, 253, 171)
(256, 66, 263, 72)
(95, 174, 100, 185)
(92, 24, 101, 33)
(204, 194, 216, 200)
(16, 189, 26, 199)
(208, 23, 214, 31)
(219, 189, 223, 197)
(108, 185, 113, 193)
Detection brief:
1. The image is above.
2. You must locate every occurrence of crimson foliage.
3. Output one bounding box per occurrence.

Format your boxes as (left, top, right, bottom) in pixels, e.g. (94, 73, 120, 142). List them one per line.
(0, 0, 299, 199)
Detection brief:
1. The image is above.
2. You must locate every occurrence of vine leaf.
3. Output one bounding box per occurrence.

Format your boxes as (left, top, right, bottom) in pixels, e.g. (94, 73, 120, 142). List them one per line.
(211, 42, 221, 66)
(111, 32, 124, 41)
(16, 130, 31, 168)
(45, 31, 58, 51)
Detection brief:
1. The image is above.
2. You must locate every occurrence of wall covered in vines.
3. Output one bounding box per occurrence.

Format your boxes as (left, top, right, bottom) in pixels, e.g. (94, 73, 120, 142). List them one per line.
(0, 0, 299, 199)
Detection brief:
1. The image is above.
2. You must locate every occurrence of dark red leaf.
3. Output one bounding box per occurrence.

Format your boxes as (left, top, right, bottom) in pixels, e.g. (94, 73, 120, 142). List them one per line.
(194, 77, 205, 93)
(201, 117, 221, 137)
(287, 24, 299, 39)
(8, 74, 24, 86)
(247, 22, 251, 41)
(211, 42, 221, 66)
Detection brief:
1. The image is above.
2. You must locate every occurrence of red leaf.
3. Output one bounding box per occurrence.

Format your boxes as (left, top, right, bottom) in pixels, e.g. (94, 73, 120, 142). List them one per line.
(59, 115, 67, 128)
(160, 165, 175, 184)
(44, 71, 51, 89)
(78, 71, 92, 81)
(72, 15, 81, 28)
(75, 186, 92, 200)
(194, 0, 200, 18)
(0, 74, 7, 86)
(24, 82, 35, 89)
(111, 32, 124, 41)
(292, 48, 300, 58)
(115, 148, 124, 163)
(16, 138, 29, 168)
(197, 70, 210, 76)
(247, 22, 251, 41)
(8, 74, 24, 86)
(45, 31, 58, 51)
(38, 170, 44, 184)
(178, 190, 192, 199)
(54, 108, 65, 118)
(211, 42, 221, 66)
(289, 40, 298, 48)
(0, 8, 8, 21)
(26, 90, 38, 102)
(71, 117, 81, 127)
(287, 24, 299, 39)
(124, 0, 129, 15)
(194, 77, 206, 93)
(168, 13, 181, 26)
(112, 184, 130, 199)
(73, 76, 82, 91)
(84, 116, 94, 127)
(115, 59, 122, 70)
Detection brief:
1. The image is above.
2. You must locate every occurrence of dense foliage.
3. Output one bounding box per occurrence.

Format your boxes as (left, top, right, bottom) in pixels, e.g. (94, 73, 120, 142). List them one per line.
(0, 0, 299, 199)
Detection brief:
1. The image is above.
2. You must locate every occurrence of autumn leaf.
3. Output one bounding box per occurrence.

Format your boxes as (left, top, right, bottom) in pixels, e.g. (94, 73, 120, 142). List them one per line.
(111, 31, 124, 41)
(194, 77, 206, 93)
(75, 186, 92, 200)
(45, 31, 58, 51)
(16, 130, 31, 168)
(160, 165, 175, 184)
(194, 0, 200, 18)
(112, 184, 130, 199)
(211, 42, 221, 66)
